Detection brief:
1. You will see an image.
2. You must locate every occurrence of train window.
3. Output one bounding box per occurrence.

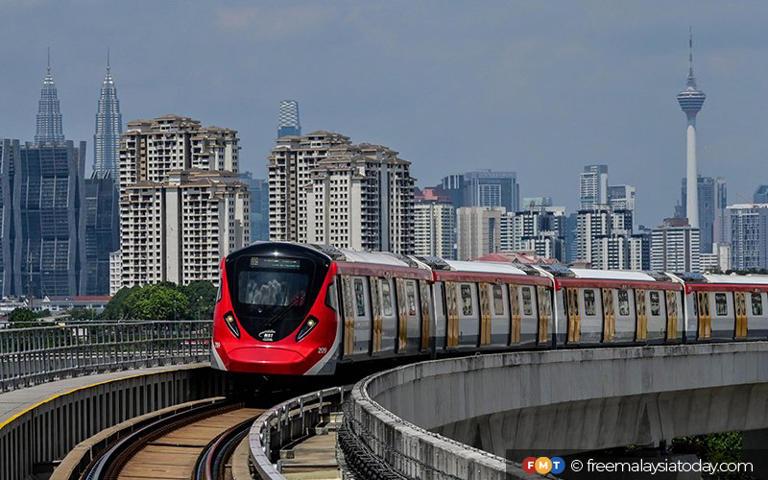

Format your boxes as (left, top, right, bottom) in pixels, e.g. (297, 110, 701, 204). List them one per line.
(354, 278, 366, 317)
(650, 291, 660, 316)
(715, 293, 728, 316)
(752, 293, 763, 316)
(521, 287, 533, 316)
(618, 289, 630, 316)
(406, 281, 418, 316)
(492, 285, 504, 315)
(381, 280, 394, 316)
(461, 284, 473, 316)
(584, 289, 596, 316)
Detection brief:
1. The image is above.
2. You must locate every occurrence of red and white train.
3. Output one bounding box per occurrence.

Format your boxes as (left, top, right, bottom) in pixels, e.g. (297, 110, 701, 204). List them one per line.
(210, 242, 768, 376)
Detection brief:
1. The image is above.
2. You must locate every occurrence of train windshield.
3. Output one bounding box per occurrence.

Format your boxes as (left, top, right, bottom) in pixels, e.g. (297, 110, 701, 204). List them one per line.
(229, 254, 326, 342)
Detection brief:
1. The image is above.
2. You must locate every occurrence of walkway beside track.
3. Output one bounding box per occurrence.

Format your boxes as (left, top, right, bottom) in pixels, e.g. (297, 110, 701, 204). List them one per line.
(0, 363, 208, 427)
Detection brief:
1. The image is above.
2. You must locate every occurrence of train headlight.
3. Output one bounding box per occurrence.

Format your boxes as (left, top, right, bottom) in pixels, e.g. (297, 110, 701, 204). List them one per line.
(224, 312, 240, 339)
(296, 316, 319, 342)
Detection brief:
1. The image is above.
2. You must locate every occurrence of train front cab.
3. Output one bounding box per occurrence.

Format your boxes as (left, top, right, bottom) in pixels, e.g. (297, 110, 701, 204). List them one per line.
(681, 273, 768, 342)
(211, 242, 340, 376)
(549, 269, 684, 348)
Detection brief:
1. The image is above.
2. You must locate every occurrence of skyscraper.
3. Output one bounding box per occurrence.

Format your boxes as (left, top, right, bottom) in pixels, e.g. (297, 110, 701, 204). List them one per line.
(651, 218, 701, 272)
(676, 30, 706, 229)
(727, 204, 768, 270)
(34, 51, 65, 144)
(93, 52, 122, 179)
(462, 170, 519, 212)
(240, 172, 269, 243)
(579, 165, 608, 209)
(681, 176, 727, 252)
(82, 173, 119, 295)
(277, 100, 301, 137)
(456, 207, 504, 260)
(753, 185, 768, 204)
(0, 140, 87, 297)
(608, 184, 636, 211)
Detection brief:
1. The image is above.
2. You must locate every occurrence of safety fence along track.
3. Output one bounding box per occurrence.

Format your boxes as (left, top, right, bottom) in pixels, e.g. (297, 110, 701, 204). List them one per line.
(0, 320, 212, 392)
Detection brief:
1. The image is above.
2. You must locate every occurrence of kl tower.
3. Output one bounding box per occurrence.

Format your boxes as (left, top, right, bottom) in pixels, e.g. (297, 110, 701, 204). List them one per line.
(676, 29, 706, 229)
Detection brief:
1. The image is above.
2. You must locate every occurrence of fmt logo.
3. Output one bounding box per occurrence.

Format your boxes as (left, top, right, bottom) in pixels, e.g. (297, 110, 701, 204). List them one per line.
(522, 456, 565, 475)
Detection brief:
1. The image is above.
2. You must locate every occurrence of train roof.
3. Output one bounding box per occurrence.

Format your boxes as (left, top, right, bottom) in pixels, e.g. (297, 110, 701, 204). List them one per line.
(568, 268, 667, 282)
(697, 273, 768, 285)
(442, 260, 530, 276)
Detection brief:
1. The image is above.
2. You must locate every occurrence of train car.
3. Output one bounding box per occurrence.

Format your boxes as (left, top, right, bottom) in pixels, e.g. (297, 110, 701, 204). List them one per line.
(677, 273, 768, 342)
(211, 241, 768, 377)
(420, 257, 554, 351)
(541, 266, 684, 346)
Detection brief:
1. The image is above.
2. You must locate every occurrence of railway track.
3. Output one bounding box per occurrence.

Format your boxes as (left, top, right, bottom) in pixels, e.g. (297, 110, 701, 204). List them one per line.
(83, 399, 263, 480)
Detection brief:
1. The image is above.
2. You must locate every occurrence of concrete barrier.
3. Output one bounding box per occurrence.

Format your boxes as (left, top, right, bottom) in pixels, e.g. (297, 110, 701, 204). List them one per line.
(346, 343, 768, 479)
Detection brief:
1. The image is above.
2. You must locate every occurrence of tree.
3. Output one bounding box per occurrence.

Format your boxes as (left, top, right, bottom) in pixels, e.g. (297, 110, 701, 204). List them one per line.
(9, 308, 38, 327)
(122, 284, 191, 320)
(68, 308, 98, 321)
(100, 286, 138, 320)
(182, 281, 217, 320)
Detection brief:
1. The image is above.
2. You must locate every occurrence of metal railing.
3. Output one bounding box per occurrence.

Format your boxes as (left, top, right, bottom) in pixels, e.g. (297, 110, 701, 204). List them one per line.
(0, 320, 212, 392)
(250, 385, 349, 479)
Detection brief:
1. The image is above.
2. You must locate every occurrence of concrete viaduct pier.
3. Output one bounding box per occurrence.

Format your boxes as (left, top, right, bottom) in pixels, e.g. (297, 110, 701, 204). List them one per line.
(344, 343, 768, 479)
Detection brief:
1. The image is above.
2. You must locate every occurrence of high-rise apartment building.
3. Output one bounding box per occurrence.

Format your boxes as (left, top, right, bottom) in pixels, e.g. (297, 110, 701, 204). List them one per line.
(118, 115, 249, 287)
(268, 131, 351, 243)
(676, 30, 706, 229)
(500, 207, 566, 261)
(82, 174, 119, 295)
(651, 218, 701, 272)
(576, 207, 640, 269)
(579, 164, 608, 209)
(35, 53, 65, 145)
(305, 143, 414, 253)
(414, 200, 455, 259)
(681, 176, 727, 252)
(0, 140, 87, 297)
(727, 204, 768, 271)
(462, 170, 519, 212)
(277, 100, 301, 138)
(93, 54, 122, 179)
(456, 207, 504, 260)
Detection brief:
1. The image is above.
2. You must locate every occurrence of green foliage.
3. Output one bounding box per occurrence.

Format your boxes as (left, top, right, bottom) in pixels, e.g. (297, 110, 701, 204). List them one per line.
(100, 281, 217, 321)
(674, 432, 744, 477)
(182, 281, 217, 320)
(9, 308, 38, 327)
(122, 284, 190, 320)
(35, 309, 51, 319)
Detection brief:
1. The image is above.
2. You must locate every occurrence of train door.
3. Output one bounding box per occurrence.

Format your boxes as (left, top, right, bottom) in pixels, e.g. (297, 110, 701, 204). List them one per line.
(433, 282, 447, 351)
(508, 284, 521, 345)
(395, 278, 422, 353)
(665, 291, 680, 341)
(614, 288, 636, 343)
(734, 292, 748, 339)
(341, 276, 355, 356)
(646, 290, 666, 342)
(351, 277, 372, 355)
(478, 282, 492, 346)
(710, 292, 734, 340)
(579, 288, 603, 344)
(536, 286, 552, 345)
(601, 288, 616, 343)
(458, 283, 480, 347)
(488, 283, 509, 347)
(445, 282, 459, 348)
(697, 291, 712, 340)
(748, 292, 768, 339)
(376, 277, 397, 354)
(370, 277, 383, 354)
(519, 285, 539, 345)
(566, 288, 581, 344)
(419, 280, 433, 352)
(635, 289, 647, 342)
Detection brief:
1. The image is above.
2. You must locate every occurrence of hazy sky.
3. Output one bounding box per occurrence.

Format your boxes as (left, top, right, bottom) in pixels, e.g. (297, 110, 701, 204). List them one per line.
(1, 1, 767, 226)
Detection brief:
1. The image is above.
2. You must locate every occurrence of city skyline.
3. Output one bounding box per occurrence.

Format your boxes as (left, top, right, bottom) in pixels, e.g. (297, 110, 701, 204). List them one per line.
(1, 2, 766, 228)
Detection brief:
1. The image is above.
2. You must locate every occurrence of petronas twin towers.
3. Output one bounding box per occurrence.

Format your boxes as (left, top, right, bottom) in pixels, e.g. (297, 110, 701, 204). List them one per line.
(35, 51, 122, 178)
